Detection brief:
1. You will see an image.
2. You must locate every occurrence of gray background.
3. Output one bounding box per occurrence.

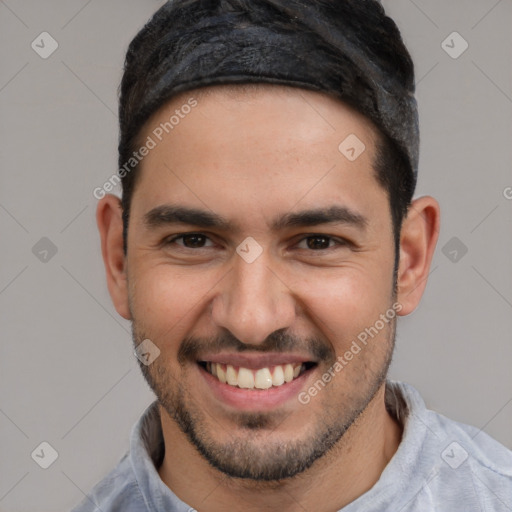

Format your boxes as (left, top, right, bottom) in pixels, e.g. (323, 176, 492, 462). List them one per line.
(1, 1, 511, 511)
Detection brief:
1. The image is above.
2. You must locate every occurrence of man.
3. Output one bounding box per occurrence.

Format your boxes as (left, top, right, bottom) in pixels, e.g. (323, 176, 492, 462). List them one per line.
(73, 0, 512, 510)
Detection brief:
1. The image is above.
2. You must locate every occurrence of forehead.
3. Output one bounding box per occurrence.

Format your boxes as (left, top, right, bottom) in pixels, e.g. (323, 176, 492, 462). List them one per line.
(130, 84, 388, 229)
(139, 83, 380, 159)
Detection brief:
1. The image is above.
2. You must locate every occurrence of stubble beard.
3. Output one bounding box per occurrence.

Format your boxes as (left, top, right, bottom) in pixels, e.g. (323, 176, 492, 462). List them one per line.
(132, 316, 396, 482)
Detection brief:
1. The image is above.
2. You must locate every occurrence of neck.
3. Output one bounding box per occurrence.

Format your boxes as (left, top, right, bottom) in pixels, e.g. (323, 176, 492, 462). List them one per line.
(157, 383, 402, 511)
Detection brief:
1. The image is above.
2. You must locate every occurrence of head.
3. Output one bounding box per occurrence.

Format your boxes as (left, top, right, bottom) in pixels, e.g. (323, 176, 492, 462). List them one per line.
(98, 0, 439, 481)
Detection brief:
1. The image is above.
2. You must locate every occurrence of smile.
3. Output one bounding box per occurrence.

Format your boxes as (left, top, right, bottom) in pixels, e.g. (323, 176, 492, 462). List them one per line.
(199, 361, 316, 390)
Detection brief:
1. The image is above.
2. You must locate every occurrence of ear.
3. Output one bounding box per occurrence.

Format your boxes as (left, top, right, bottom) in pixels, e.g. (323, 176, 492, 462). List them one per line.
(396, 196, 440, 315)
(96, 194, 132, 320)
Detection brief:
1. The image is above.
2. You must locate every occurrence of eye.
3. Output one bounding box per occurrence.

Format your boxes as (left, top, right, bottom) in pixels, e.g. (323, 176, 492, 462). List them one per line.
(296, 235, 346, 251)
(165, 233, 215, 249)
(163, 233, 349, 252)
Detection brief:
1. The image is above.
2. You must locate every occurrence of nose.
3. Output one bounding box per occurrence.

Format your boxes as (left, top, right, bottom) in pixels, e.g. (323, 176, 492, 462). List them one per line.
(211, 253, 296, 346)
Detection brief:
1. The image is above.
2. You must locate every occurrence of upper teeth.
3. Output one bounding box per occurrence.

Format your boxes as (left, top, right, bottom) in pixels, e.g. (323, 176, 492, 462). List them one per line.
(206, 362, 303, 390)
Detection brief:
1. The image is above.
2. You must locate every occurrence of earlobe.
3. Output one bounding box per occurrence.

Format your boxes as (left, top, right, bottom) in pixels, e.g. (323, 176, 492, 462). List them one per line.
(96, 194, 132, 320)
(396, 196, 440, 316)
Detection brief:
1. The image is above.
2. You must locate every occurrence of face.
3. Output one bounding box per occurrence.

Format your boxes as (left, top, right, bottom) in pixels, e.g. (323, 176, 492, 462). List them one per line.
(126, 85, 398, 480)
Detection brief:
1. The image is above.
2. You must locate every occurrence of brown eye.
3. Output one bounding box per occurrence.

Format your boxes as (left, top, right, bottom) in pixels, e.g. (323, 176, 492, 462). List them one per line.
(306, 235, 331, 250)
(166, 233, 214, 248)
(182, 234, 207, 247)
(296, 235, 338, 250)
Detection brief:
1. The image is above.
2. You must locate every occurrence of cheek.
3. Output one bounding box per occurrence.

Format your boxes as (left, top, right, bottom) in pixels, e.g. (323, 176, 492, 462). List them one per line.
(130, 265, 219, 340)
(294, 267, 392, 343)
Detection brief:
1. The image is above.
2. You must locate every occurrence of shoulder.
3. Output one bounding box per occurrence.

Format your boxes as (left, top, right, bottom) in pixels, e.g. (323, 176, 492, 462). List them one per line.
(423, 410, 512, 510)
(395, 381, 512, 508)
(428, 405, 512, 479)
(70, 453, 146, 512)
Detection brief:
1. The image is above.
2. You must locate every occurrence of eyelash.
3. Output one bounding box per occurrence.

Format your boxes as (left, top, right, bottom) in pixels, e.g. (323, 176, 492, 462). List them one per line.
(163, 233, 349, 251)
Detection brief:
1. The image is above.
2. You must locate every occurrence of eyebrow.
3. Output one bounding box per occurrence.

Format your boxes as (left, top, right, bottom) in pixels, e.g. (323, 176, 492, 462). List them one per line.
(143, 204, 368, 232)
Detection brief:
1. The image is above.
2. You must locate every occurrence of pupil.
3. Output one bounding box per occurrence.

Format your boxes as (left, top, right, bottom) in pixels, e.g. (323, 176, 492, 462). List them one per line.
(184, 234, 205, 247)
(308, 236, 329, 250)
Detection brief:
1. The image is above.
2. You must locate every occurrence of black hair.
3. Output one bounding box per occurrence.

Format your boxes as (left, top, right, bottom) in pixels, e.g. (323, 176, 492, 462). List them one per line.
(117, 0, 418, 262)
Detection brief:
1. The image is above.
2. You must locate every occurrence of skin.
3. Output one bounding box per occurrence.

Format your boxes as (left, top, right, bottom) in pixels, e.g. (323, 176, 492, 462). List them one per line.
(97, 84, 440, 511)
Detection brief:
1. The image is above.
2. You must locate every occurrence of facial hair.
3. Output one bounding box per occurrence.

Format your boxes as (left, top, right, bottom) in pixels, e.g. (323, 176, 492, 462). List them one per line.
(132, 317, 396, 481)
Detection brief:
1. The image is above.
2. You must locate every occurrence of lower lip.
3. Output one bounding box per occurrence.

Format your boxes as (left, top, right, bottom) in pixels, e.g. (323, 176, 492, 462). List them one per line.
(198, 364, 314, 411)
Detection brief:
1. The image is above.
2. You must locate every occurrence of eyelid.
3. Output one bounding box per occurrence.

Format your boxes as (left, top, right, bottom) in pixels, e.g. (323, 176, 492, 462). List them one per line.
(164, 232, 216, 247)
(162, 232, 353, 250)
(293, 233, 350, 250)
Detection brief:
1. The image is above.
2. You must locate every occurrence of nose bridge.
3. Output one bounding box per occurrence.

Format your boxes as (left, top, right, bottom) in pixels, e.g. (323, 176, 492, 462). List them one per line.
(212, 254, 295, 345)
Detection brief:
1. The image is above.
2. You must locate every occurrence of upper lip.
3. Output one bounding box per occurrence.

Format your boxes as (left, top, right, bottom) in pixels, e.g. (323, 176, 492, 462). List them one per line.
(198, 352, 315, 370)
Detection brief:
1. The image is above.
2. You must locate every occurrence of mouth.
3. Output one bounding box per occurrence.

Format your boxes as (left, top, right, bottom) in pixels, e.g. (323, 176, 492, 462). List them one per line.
(197, 361, 317, 390)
